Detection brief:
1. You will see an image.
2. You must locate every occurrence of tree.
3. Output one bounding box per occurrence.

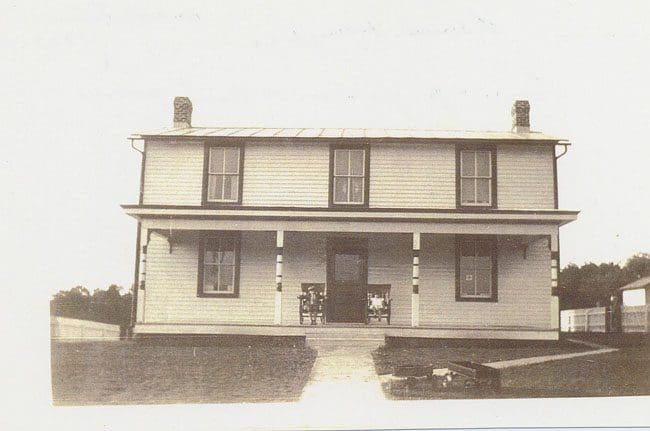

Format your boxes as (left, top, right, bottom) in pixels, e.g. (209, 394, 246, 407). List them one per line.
(50, 284, 132, 331)
(559, 252, 650, 309)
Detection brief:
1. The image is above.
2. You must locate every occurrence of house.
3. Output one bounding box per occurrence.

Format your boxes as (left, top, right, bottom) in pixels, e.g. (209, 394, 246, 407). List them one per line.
(619, 276, 650, 332)
(123, 97, 578, 341)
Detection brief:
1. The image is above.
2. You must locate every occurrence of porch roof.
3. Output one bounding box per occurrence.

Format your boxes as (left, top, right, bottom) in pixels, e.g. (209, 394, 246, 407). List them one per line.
(122, 205, 577, 234)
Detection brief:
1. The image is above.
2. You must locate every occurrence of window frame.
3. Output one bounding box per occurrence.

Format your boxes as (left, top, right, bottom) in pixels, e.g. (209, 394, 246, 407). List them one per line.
(329, 143, 370, 208)
(455, 235, 498, 302)
(456, 144, 497, 209)
(197, 232, 241, 298)
(202, 142, 245, 206)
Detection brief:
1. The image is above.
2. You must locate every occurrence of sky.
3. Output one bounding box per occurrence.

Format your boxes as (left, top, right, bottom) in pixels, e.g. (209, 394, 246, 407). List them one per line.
(2, 1, 650, 298)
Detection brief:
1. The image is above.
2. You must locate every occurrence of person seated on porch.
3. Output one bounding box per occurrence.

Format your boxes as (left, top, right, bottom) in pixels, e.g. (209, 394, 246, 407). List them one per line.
(307, 286, 322, 325)
(370, 293, 385, 321)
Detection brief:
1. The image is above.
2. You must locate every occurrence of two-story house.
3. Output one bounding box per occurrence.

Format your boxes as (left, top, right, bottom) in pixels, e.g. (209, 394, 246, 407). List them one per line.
(123, 97, 578, 341)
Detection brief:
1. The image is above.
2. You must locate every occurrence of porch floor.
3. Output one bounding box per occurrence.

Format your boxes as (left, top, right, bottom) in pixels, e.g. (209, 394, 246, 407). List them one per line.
(134, 322, 559, 341)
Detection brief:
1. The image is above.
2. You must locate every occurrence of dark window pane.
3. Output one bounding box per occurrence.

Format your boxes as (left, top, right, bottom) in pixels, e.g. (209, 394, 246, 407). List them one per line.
(222, 175, 238, 200)
(334, 150, 349, 175)
(349, 150, 364, 175)
(476, 151, 491, 177)
(476, 179, 490, 204)
(460, 241, 475, 257)
(223, 148, 240, 174)
(461, 178, 475, 204)
(459, 267, 475, 296)
(475, 240, 492, 257)
(461, 151, 475, 177)
(334, 177, 348, 203)
(350, 177, 364, 202)
(475, 269, 492, 296)
(209, 148, 224, 174)
(208, 175, 223, 200)
(218, 265, 234, 291)
(334, 254, 362, 282)
(203, 265, 218, 292)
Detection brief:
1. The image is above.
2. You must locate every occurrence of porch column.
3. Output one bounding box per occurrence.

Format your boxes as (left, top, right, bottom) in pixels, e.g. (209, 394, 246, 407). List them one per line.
(137, 228, 149, 323)
(412, 232, 420, 327)
(550, 233, 559, 290)
(274, 230, 284, 325)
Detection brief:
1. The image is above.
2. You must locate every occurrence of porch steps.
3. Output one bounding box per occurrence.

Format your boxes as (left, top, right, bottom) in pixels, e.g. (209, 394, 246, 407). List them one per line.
(304, 326, 386, 349)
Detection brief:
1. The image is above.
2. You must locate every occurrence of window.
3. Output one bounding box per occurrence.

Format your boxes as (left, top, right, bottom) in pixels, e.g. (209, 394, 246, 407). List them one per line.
(198, 233, 240, 297)
(204, 145, 243, 204)
(456, 236, 498, 302)
(330, 146, 369, 206)
(458, 148, 495, 207)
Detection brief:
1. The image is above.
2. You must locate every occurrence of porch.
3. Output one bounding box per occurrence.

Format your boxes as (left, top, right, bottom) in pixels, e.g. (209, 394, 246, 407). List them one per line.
(125, 206, 574, 340)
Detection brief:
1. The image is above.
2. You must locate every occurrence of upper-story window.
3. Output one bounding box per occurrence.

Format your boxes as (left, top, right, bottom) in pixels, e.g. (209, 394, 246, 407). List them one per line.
(330, 145, 369, 207)
(458, 147, 496, 208)
(203, 144, 244, 205)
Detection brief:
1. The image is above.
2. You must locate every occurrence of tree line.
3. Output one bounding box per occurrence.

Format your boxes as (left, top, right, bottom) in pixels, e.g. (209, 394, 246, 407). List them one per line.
(560, 253, 650, 309)
(50, 284, 132, 330)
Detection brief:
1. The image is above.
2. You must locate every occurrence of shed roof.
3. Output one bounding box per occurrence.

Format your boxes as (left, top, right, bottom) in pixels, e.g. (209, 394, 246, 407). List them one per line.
(619, 276, 650, 292)
(131, 126, 567, 143)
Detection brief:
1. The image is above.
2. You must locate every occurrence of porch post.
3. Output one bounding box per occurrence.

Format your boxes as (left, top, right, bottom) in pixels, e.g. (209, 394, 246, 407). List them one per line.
(137, 228, 149, 323)
(550, 233, 559, 290)
(274, 230, 284, 325)
(412, 232, 420, 327)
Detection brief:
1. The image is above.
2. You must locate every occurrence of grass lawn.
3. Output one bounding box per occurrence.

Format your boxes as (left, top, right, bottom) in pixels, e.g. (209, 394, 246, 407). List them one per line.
(51, 340, 317, 405)
(373, 339, 650, 400)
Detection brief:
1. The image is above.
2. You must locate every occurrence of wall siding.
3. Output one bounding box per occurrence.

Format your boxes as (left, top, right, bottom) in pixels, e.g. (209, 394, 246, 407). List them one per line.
(144, 231, 276, 324)
(141, 140, 555, 210)
(281, 232, 327, 325)
(497, 144, 555, 209)
(369, 143, 456, 209)
(419, 235, 552, 329)
(242, 143, 329, 207)
(367, 234, 413, 325)
(143, 140, 204, 205)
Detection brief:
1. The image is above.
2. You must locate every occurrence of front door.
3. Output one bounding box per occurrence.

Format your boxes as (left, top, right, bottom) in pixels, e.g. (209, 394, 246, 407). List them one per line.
(327, 238, 368, 323)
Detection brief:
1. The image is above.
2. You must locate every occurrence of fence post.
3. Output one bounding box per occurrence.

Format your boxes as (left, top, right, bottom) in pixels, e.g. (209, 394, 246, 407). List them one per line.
(584, 309, 590, 332)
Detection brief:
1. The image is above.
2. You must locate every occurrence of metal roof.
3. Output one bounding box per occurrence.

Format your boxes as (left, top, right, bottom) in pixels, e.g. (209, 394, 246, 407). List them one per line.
(131, 126, 566, 142)
(618, 275, 650, 291)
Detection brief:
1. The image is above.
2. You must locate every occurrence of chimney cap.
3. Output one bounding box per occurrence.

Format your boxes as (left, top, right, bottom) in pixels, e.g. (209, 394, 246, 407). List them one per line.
(173, 96, 193, 128)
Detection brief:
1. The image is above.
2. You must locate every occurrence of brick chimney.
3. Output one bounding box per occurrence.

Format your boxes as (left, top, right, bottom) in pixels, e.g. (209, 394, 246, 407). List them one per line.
(173, 96, 193, 128)
(511, 100, 530, 133)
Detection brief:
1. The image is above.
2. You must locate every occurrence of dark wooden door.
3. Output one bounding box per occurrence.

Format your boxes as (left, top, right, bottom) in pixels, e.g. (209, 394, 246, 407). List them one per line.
(327, 239, 368, 323)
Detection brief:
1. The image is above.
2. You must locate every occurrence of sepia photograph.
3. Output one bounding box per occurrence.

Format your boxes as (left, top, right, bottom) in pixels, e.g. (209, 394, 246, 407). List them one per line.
(3, 1, 649, 430)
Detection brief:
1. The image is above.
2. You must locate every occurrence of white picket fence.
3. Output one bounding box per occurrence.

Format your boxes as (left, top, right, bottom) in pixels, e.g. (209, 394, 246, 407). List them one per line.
(561, 305, 650, 333)
(561, 307, 607, 333)
(622, 305, 650, 333)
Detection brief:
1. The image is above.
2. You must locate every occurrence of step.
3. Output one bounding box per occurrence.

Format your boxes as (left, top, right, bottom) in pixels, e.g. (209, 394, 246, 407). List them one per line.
(306, 338, 385, 349)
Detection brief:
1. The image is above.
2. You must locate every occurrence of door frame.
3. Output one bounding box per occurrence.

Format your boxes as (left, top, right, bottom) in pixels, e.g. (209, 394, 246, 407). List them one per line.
(326, 236, 369, 323)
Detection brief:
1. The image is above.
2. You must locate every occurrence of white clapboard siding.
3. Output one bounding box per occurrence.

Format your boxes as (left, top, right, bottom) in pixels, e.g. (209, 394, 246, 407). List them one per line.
(281, 232, 327, 325)
(419, 235, 552, 328)
(370, 143, 456, 209)
(497, 144, 555, 209)
(368, 234, 413, 325)
(242, 143, 329, 207)
(144, 231, 276, 325)
(143, 140, 204, 205)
